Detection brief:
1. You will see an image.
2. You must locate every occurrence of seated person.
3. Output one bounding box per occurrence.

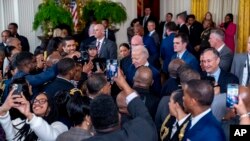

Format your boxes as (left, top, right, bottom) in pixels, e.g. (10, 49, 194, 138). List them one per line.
(0, 91, 68, 140)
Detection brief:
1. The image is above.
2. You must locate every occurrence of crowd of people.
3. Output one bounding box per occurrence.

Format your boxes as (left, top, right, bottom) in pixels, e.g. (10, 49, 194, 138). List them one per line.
(0, 6, 248, 141)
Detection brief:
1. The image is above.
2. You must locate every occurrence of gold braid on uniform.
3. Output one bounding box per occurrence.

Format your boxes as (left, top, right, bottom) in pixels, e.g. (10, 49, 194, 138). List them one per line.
(69, 88, 84, 96)
(160, 114, 171, 141)
(178, 120, 190, 141)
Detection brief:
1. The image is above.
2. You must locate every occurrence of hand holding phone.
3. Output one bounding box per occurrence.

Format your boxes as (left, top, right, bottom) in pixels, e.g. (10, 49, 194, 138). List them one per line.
(106, 59, 118, 84)
(12, 84, 22, 95)
(226, 84, 239, 108)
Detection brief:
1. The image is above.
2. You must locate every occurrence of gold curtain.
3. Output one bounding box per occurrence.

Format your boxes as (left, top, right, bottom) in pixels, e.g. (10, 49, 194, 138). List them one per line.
(237, 0, 250, 53)
(191, 0, 208, 22)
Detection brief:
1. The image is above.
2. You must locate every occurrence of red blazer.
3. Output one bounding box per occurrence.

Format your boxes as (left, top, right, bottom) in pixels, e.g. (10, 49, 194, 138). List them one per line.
(224, 22, 236, 53)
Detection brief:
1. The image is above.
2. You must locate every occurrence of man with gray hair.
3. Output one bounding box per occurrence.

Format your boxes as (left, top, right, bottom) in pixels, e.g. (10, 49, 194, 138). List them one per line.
(209, 28, 233, 72)
(125, 45, 161, 96)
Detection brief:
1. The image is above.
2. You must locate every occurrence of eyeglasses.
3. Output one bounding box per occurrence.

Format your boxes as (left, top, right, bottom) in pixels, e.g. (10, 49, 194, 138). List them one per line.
(32, 98, 48, 105)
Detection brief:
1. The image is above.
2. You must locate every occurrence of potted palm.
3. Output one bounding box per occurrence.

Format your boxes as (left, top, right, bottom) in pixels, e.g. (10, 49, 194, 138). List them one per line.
(33, 0, 73, 37)
(82, 0, 127, 25)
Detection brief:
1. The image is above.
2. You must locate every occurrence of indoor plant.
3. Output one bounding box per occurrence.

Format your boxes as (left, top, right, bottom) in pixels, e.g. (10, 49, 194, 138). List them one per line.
(33, 0, 73, 36)
(82, 0, 127, 25)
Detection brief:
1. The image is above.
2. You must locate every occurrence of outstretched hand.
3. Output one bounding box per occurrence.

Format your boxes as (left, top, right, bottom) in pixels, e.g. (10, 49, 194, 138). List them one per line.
(114, 68, 133, 96)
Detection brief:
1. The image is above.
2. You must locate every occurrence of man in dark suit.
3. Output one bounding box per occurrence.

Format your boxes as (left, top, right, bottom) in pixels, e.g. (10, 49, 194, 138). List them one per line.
(44, 58, 75, 97)
(0, 30, 11, 51)
(187, 14, 203, 58)
(176, 12, 189, 36)
(125, 45, 161, 96)
(230, 37, 250, 86)
(159, 12, 173, 40)
(140, 7, 158, 35)
(8, 23, 30, 52)
(102, 19, 116, 42)
(92, 24, 117, 59)
(83, 69, 158, 141)
(201, 48, 239, 93)
(161, 22, 177, 73)
(147, 20, 160, 50)
(209, 28, 233, 72)
(182, 80, 226, 141)
(133, 66, 159, 119)
(171, 33, 200, 72)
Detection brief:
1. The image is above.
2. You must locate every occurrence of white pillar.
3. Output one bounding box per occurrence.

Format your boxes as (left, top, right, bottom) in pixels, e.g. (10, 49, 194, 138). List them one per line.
(112, 0, 137, 45)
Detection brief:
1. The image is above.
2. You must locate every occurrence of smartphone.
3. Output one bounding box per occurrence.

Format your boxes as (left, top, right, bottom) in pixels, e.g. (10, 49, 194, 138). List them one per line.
(12, 84, 22, 95)
(226, 84, 239, 108)
(106, 59, 118, 83)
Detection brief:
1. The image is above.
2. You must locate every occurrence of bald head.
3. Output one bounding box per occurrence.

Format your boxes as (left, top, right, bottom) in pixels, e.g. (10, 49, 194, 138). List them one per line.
(116, 91, 128, 114)
(94, 24, 105, 39)
(131, 35, 143, 47)
(133, 66, 153, 89)
(6, 37, 22, 51)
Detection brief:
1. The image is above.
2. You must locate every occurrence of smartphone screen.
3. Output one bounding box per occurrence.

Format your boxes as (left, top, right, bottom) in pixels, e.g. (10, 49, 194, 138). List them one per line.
(12, 84, 22, 95)
(226, 84, 239, 108)
(106, 59, 118, 83)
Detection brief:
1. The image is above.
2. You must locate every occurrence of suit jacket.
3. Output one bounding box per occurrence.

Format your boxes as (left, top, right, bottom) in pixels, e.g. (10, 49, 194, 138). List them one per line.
(0, 42, 6, 51)
(171, 50, 200, 72)
(149, 31, 160, 50)
(158, 21, 167, 40)
(126, 64, 161, 96)
(155, 96, 170, 133)
(178, 24, 189, 35)
(15, 34, 30, 52)
(160, 77, 179, 97)
(161, 115, 191, 141)
(184, 111, 226, 141)
(161, 33, 175, 73)
(201, 69, 239, 94)
(45, 77, 75, 98)
(189, 21, 203, 48)
(219, 45, 233, 72)
(140, 15, 159, 34)
(105, 29, 116, 42)
(224, 22, 237, 53)
(83, 97, 158, 141)
(143, 36, 159, 67)
(211, 93, 227, 121)
(133, 87, 159, 120)
(93, 38, 117, 59)
(230, 53, 247, 85)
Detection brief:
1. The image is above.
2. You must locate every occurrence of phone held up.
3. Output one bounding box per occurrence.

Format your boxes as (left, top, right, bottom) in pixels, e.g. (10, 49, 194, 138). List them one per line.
(12, 84, 22, 95)
(106, 59, 118, 84)
(226, 83, 239, 108)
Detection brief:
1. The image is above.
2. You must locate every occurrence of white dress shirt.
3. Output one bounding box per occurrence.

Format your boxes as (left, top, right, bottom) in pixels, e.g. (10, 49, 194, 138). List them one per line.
(190, 108, 211, 129)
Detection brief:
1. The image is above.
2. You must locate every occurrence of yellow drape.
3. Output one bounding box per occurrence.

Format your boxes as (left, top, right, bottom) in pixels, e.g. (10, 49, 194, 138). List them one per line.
(191, 0, 208, 22)
(237, 0, 250, 53)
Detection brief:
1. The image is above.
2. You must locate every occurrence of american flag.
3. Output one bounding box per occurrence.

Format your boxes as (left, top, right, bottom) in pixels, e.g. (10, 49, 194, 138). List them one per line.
(70, 1, 78, 30)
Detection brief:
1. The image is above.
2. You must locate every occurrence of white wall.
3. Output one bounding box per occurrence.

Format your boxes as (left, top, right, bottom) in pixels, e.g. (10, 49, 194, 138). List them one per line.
(112, 0, 137, 45)
(0, 0, 42, 53)
(0, 0, 136, 52)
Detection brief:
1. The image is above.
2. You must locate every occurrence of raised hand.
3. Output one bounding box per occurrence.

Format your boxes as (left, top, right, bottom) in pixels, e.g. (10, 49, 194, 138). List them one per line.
(13, 93, 33, 120)
(0, 89, 21, 116)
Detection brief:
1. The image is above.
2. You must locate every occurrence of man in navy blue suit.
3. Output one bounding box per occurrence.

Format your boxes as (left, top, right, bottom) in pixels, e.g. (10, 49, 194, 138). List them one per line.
(171, 33, 200, 71)
(183, 79, 226, 141)
(125, 45, 161, 96)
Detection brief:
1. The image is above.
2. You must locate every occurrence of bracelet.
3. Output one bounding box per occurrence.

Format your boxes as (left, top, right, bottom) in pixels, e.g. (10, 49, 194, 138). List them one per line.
(240, 113, 250, 119)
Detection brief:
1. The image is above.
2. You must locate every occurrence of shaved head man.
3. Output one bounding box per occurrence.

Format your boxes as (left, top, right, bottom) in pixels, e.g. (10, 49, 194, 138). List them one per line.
(6, 37, 22, 51)
(133, 66, 153, 89)
(94, 24, 105, 40)
(131, 35, 143, 47)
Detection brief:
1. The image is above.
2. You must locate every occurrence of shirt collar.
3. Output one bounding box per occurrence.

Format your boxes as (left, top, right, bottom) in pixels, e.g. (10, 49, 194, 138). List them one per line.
(98, 37, 105, 43)
(217, 44, 225, 52)
(190, 108, 211, 128)
(209, 67, 221, 83)
(149, 30, 155, 36)
(144, 61, 149, 67)
(177, 114, 191, 126)
(177, 49, 186, 59)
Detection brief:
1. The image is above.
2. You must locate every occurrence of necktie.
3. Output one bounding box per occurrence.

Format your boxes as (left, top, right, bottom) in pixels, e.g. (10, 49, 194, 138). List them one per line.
(96, 41, 101, 54)
(143, 16, 148, 27)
